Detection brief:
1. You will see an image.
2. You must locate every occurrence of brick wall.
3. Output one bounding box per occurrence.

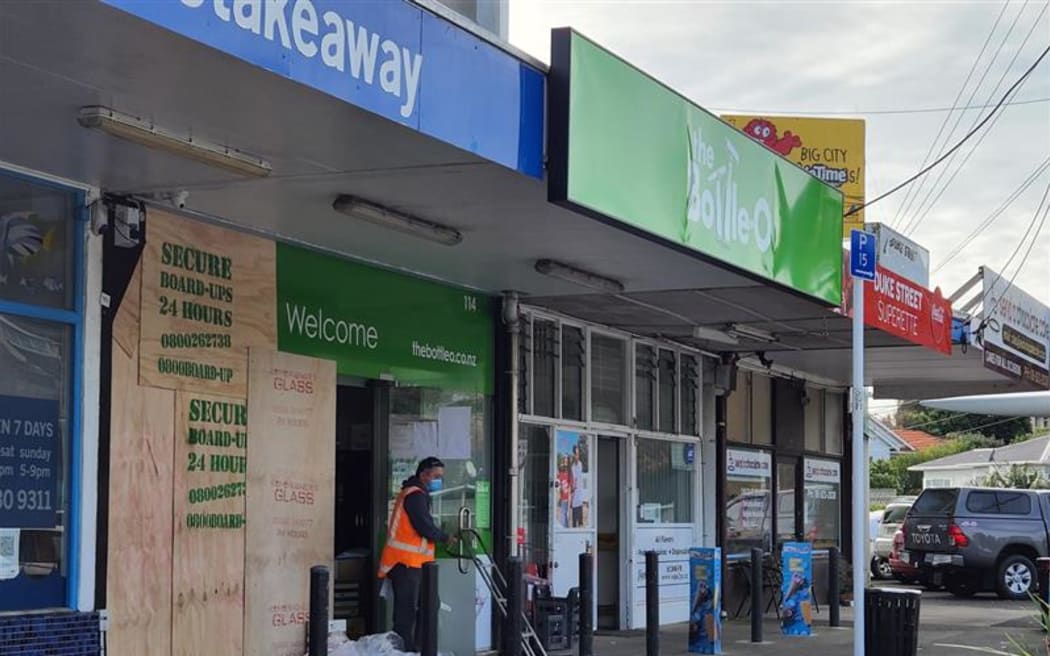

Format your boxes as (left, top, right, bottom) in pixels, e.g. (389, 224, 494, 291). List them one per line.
(0, 612, 100, 656)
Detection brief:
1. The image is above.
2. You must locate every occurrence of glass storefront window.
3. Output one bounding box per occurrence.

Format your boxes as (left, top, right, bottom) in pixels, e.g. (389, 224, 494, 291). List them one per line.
(0, 313, 71, 611)
(680, 355, 699, 436)
(518, 318, 530, 414)
(634, 344, 655, 431)
(725, 448, 772, 555)
(389, 387, 492, 548)
(0, 177, 75, 310)
(750, 374, 772, 445)
(658, 350, 676, 434)
(824, 392, 844, 455)
(636, 438, 693, 524)
(776, 460, 797, 542)
(804, 386, 823, 452)
(561, 326, 584, 421)
(803, 458, 841, 548)
(533, 320, 557, 418)
(590, 334, 626, 425)
(726, 370, 749, 443)
(519, 424, 551, 578)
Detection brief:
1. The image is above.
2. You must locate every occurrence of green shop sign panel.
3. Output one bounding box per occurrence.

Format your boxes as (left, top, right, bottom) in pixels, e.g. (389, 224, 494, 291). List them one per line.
(548, 29, 844, 305)
(276, 243, 493, 394)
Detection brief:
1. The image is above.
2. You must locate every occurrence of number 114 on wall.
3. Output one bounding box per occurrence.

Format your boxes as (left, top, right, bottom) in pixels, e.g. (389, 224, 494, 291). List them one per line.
(464, 295, 477, 312)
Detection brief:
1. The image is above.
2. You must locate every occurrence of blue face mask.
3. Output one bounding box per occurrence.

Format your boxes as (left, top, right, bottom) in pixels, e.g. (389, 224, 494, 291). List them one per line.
(427, 478, 443, 493)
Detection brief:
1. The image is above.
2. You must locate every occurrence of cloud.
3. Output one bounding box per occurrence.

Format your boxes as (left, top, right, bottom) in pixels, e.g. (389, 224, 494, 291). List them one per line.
(510, 0, 1050, 305)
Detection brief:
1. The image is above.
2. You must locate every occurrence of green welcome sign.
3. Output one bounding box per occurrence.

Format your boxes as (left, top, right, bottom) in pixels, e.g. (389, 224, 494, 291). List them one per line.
(276, 243, 493, 394)
(548, 30, 844, 305)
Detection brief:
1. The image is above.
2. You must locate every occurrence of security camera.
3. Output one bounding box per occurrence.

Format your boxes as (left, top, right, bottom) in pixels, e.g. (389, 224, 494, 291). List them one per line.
(173, 190, 189, 209)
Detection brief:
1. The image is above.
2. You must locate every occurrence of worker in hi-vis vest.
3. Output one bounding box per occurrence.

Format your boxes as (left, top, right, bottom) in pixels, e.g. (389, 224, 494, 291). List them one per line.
(378, 456, 457, 651)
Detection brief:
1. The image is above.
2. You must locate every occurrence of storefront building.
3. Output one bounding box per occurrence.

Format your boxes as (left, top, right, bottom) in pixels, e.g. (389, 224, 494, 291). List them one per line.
(515, 306, 713, 630)
(4, 3, 1044, 654)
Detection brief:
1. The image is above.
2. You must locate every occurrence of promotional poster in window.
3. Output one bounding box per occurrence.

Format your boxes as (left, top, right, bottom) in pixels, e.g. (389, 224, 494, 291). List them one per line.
(779, 542, 813, 636)
(688, 547, 721, 654)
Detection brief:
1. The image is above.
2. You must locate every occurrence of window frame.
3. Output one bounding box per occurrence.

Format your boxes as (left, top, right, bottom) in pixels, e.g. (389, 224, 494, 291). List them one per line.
(0, 166, 87, 610)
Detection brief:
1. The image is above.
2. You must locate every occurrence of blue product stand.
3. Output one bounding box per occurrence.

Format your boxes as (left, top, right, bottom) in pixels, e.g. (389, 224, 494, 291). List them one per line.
(780, 542, 814, 636)
(688, 547, 721, 654)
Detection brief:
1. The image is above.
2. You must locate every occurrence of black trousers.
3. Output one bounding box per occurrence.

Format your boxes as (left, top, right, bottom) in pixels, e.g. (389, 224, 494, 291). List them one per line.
(388, 564, 423, 652)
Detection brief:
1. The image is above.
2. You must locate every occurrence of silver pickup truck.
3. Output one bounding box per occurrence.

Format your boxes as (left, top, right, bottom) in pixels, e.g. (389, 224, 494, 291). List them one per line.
(901, 487, 1050, 599)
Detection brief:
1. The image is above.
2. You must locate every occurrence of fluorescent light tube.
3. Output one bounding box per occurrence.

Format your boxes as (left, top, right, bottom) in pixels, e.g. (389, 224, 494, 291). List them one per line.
(77, 106, 271, 178)
(534, 259, 625, 294)
(332, 195, 462, 246)
(727, 323, 778, 344)
(692, 326, 740, 345)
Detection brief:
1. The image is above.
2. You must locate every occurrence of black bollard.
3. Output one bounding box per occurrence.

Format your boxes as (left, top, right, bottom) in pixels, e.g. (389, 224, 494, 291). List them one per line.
(579, 552, 594, 656)
(504, 557, 524, 656)
(308, 565, 330, 656)
(750, 548, 763, 643)
(645, 551, 659, 656)
(419, 562, 439, 656)
(828, 547, 841, 628)
(1039, 557, 1050, 632)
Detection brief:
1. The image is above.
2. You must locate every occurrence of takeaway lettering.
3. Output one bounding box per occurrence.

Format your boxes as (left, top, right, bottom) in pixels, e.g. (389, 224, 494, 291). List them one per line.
(180, 0, 424, 118)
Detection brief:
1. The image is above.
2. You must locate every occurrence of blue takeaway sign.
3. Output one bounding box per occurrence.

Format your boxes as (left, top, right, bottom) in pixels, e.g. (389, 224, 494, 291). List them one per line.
(99, 0, 544, 178)
(0, 395, 60, 529)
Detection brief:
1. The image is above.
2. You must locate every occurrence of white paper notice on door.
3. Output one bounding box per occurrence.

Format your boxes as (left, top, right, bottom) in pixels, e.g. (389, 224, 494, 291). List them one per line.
(438, 406, 472, 459)
(0, 529, 19, 580)
(390, 420, 439, 459)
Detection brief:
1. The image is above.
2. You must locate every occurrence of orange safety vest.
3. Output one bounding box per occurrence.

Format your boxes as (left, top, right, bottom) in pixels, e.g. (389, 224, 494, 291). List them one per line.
(378, 486, 435, 578)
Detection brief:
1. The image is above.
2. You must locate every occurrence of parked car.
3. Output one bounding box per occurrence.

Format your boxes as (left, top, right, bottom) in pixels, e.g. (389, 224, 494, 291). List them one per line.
(872, 499, 915, 579)
(901, 487, 1050, 599)
(889, 528, 921, 583)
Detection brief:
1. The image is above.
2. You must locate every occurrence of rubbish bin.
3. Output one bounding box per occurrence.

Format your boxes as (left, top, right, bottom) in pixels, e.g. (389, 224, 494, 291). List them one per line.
(864, 587, 922, 656)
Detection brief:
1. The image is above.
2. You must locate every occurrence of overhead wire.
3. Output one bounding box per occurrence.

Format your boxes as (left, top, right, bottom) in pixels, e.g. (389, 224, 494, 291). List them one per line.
(709, 96, 1050, 117)
(889, 1, 1011, 228)
(902, 1, 1049, 236)
(844, 43, 1050, 218)
(977, 176, 1050, 332)
(932, 156, 1050, 274)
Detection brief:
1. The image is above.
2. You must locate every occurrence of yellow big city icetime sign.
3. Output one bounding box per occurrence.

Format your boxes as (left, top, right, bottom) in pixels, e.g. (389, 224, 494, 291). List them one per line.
(722, 115, 865, 237)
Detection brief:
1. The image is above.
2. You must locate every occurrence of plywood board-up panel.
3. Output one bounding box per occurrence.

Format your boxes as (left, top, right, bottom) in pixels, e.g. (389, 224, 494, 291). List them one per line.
(172, 391, 247, 656)
(140, 209, 276, 397)
(106, 337, 174, 655)
(245, 349, 336, 656)
(112, 261, 141, 358)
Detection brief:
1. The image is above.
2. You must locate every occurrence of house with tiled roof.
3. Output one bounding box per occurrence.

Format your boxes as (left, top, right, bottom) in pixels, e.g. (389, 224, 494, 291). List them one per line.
(893, 429, 945, 452)
(866, 418, 945, 461)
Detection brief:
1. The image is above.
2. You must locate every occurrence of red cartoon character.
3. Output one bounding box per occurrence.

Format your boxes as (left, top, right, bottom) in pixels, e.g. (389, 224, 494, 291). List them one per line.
(742, 118, 802, 157)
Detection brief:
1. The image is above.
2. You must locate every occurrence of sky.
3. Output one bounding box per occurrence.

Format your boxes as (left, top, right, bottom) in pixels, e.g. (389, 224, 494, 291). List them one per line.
(508, 0, 1050, 312)
(508, 0, 1049, 419)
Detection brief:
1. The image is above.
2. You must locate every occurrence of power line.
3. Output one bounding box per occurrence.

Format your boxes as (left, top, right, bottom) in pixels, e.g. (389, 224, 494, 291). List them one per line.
(902, 1, 1049, 236)
(845, 44, 1050, 219)
(945, 415, 1031, 437)
(710, 96, 1050, 117)
(932, 157, 1050, 274)
(978, 176, 1050, 333)
(889, 1, 1011, 228)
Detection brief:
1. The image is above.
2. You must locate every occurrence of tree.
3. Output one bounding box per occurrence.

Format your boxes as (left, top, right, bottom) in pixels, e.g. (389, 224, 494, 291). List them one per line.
(977, 464, 1050, 490)
(871, 433, 998, 495)
(895, 407, 1031, 443)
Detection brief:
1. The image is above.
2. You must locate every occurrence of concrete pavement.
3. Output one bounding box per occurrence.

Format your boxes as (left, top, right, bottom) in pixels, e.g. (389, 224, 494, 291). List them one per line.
(591, 585, 1046, 655)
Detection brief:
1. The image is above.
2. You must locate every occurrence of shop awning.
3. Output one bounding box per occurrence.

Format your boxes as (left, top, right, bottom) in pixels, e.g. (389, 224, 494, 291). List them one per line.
(0, 1, 1032, 399)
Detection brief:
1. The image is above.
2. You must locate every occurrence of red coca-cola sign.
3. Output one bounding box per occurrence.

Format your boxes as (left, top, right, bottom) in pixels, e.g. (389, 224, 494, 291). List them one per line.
(843, 263, 952, 355)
